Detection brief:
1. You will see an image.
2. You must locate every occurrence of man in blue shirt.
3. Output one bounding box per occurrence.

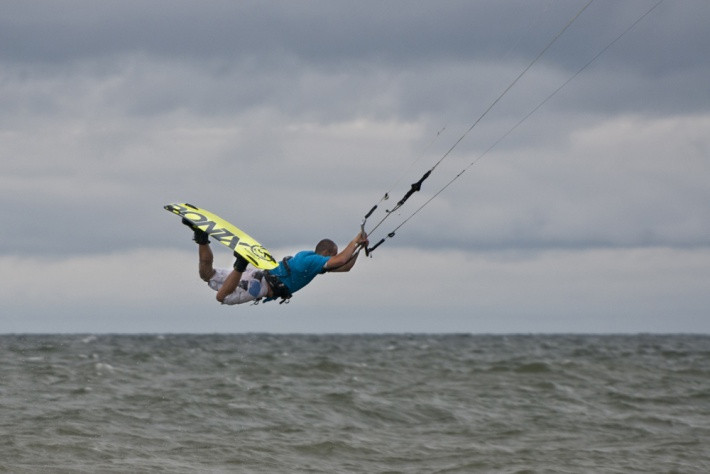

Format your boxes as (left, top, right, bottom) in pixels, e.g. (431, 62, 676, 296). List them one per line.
(184, 219, 368, 305)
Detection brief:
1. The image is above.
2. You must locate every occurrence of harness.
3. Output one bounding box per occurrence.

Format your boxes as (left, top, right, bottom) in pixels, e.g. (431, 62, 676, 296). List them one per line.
(262, 256, 293, 304)
(254, 253, 333, 305)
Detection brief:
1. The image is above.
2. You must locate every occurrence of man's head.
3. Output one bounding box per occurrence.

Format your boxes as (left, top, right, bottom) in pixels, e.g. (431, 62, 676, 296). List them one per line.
(315, 238, 338, 257)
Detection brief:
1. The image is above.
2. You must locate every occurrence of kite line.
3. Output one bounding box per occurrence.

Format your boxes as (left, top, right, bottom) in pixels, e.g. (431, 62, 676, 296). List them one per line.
(361, 0, 664, 256)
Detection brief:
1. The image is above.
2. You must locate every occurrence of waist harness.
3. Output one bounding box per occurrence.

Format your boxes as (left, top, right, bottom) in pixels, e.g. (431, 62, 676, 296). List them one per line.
(263, 256, 293, 304)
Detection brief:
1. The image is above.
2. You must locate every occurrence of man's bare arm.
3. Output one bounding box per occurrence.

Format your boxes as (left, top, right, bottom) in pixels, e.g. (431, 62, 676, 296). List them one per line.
(325, 232, 368, 273)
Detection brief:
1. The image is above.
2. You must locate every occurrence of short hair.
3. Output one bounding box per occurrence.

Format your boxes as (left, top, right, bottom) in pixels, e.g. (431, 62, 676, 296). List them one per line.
(315, 238, 337, 256)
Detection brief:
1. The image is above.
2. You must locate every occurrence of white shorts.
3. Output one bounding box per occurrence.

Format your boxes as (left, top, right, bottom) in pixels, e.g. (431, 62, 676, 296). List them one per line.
(208, 268, 269, 305)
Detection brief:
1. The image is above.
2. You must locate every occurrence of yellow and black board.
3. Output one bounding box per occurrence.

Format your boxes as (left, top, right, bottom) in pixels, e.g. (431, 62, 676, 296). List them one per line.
(165, 203, 278, 270)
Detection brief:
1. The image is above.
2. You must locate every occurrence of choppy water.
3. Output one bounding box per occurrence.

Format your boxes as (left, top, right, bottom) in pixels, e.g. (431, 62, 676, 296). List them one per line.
(1, 334, 708, 473)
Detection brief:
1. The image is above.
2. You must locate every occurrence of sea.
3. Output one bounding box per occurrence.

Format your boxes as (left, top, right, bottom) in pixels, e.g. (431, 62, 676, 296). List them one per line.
(1, 334, 708, 473)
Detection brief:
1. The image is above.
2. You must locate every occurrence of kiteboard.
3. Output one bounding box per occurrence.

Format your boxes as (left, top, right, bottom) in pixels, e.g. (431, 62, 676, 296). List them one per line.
(164, 203, 278, 270)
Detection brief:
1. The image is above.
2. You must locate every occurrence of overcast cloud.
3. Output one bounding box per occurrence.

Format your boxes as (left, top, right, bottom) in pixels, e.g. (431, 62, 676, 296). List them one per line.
(1, 0, 709, 333)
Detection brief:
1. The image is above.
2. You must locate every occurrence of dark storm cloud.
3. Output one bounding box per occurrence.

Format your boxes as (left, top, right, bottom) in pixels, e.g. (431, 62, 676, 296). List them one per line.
(6, 1, 706, 69)
(2, 1, 561, 64)
(4, 0, 706, 123)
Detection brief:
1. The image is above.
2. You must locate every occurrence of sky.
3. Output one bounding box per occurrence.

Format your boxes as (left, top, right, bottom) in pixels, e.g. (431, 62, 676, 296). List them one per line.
(1, 0, 709, 334)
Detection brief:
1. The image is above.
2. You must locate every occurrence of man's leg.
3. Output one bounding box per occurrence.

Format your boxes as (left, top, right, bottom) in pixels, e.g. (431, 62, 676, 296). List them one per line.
(216, 268, 242, 303)
(198, 244, 216, 282)
(183, 218, 215, 282)
(216, 253, 249, 303)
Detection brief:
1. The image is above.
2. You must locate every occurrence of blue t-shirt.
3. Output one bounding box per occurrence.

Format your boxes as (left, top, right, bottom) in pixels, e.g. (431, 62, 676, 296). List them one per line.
(269, 250, 330, 294)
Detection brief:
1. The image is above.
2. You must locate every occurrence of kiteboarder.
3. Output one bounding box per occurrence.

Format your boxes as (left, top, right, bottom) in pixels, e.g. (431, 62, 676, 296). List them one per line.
(182, 219, 368, 305)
